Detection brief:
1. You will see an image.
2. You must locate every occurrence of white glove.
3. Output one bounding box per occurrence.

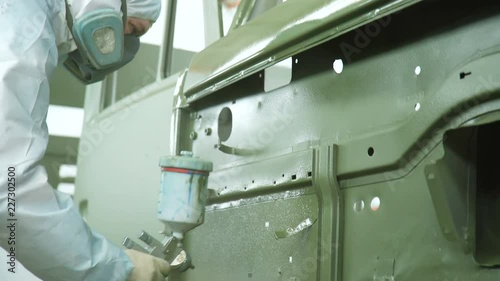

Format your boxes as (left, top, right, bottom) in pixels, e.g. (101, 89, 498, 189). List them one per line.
(125, 249, 170, 281)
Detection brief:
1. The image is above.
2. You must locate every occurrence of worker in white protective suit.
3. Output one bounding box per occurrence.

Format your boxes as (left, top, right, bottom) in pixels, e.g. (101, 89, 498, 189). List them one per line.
(0, 0, 170, 280)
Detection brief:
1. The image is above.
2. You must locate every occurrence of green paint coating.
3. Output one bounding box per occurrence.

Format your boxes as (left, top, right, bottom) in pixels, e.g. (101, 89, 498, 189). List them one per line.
(171, 0, 500, 279)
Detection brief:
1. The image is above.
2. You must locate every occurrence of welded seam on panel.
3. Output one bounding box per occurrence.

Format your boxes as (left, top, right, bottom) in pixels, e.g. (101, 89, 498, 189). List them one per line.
(206, 186, 315, 212)
(207, 148, 315, 205)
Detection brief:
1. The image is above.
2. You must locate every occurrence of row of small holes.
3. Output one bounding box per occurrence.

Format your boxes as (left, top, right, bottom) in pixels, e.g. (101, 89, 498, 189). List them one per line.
(354, 197, 381, 212)
(336, 61, 421, 76)
(296, 58, 421, 77)
(217, 172, 313, 195)
(294, 57, 344, 73)
(282, 174, 298, 180)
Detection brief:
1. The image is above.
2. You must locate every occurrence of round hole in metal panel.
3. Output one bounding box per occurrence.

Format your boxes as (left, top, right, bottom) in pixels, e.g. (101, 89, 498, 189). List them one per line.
(333, 59, 344, 74)
(218, 107, 233, 142)
(371, 197, 381, 211)
(415, 66, 421, 75)
(353, 200, 365, 212)
(368, 147, 375, 156)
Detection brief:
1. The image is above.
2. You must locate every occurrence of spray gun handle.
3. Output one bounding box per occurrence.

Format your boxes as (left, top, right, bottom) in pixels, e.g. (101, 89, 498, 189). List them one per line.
(122, 237, 150, 254)
(137, 231, 168, 258)
(122, 230, 193, 271)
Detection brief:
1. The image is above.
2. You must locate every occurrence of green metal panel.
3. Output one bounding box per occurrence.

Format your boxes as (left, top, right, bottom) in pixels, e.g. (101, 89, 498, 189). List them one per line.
(177, 194, 319, 281)
(169, 0, 500, 280)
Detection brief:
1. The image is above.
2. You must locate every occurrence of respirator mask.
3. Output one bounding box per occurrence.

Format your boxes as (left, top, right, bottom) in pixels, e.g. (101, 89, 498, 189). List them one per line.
(64, 0, 141, 84)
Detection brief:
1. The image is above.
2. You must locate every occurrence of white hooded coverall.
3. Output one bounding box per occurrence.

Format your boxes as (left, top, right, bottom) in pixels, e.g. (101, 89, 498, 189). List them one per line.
(0, 0, 160, 280)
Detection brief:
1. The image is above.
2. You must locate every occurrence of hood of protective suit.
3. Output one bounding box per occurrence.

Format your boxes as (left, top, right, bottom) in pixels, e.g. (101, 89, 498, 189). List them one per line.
(68, 0, 161, 22)
(127, 0, 161, 22)
(69, 0, 122, 19)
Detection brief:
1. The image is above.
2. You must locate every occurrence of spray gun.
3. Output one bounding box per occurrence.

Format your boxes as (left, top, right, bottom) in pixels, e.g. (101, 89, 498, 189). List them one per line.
(122, 151, 213, 272)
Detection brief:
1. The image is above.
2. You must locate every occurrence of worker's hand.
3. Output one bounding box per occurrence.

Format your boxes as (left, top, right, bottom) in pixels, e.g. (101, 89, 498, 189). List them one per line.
(125, 249, 170, 281)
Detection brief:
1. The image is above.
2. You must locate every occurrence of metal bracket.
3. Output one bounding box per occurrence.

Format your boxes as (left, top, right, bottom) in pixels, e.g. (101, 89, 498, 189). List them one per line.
(216, 141, 259, 156)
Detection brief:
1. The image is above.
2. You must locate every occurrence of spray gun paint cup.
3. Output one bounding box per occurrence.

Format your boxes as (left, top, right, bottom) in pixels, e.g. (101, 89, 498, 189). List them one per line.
(158, 151, 213, 240)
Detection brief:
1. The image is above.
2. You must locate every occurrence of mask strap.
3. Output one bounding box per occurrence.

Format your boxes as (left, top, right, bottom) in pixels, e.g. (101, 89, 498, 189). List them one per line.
(121, 0, 127, 29)
(65, 0, 89, 64)
(64, 0, 74, 31)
